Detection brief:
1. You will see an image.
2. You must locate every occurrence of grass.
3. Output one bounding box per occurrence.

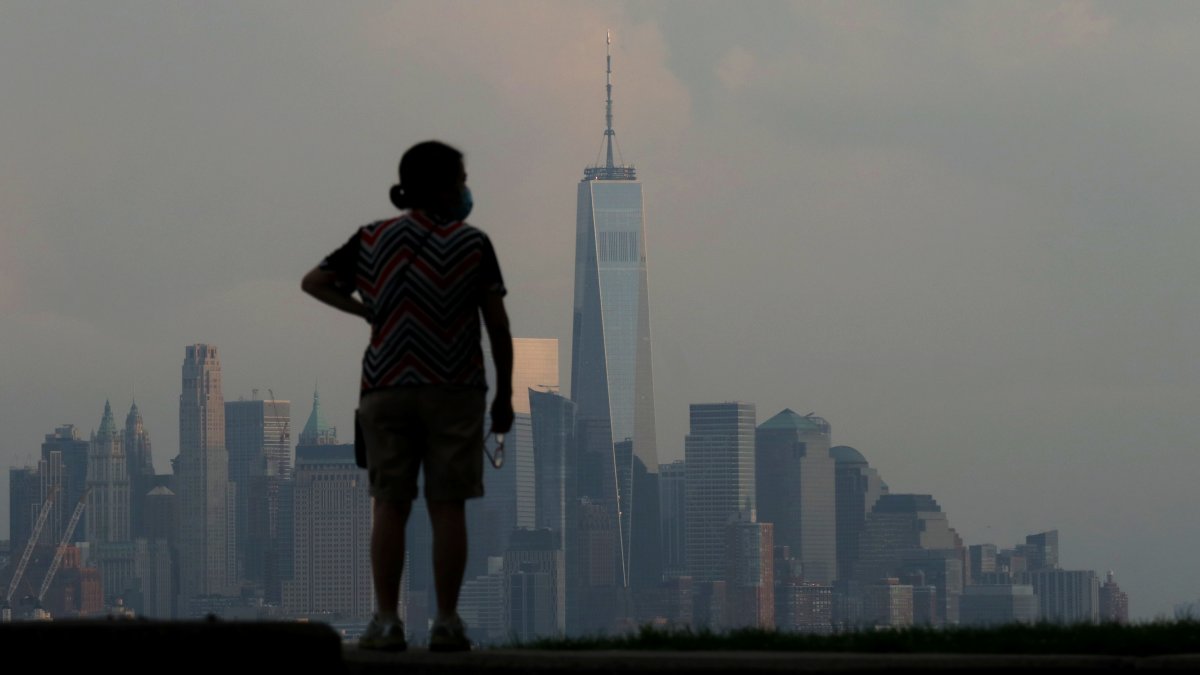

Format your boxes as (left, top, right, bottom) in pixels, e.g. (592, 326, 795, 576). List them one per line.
(517, 621, 1200, 655)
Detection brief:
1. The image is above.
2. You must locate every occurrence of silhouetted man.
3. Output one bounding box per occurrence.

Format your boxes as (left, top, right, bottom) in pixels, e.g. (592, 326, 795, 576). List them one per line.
(302, 141, 513, 651)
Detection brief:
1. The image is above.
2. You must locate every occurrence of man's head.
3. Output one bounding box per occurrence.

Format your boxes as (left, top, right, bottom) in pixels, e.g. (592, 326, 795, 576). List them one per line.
(390, 141, 468, 217)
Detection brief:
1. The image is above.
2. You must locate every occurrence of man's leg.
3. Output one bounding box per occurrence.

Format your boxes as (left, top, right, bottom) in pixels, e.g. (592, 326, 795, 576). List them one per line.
(426, 498, 468, 618)
(371, 497, 413, 619)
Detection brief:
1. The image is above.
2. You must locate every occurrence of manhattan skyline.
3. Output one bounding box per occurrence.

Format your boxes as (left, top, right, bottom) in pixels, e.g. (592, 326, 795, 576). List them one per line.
(3, 3, 1199, 620)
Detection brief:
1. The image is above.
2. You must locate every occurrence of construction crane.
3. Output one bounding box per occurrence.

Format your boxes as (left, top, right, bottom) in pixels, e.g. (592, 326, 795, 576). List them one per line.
(37, 489, 88, 605)
(5, 486, 60, 606)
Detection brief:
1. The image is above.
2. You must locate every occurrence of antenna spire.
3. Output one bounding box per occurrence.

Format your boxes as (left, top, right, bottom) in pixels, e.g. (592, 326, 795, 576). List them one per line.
(605, 30, 615, 170)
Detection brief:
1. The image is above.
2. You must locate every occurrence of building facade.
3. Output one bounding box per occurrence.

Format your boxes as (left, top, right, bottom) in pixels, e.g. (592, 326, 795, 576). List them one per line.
(959, 584, 1038, 626)
(176, 343, 237, 605)
(725, 513, 774, 629)
(282, 444, 373, 620)
(755, 410, 837, 584)
(87, 400, 134, 603)
(225, 396, 291, 589)
(124, 402, 155, 539)
(685, 402, 756, 583)
(570, 35, 660, 591)
(1099, 571, 1129, 624)
(831, 445, 888, 583)
(1021, 569, 1099, 624)
(659, 460, 687, 580)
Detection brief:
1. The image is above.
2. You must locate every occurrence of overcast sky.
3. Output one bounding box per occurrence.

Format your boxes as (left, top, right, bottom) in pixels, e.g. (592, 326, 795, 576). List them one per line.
(3, 1, 1198, 619)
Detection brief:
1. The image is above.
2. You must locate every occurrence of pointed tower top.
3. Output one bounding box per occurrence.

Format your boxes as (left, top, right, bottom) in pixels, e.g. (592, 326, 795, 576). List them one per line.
(299, 388, 336, 446)
(97, 399, 118, 440)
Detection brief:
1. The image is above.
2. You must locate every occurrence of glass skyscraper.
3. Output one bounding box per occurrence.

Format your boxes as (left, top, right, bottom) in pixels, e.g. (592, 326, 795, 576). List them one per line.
(570, 33, 660, 589)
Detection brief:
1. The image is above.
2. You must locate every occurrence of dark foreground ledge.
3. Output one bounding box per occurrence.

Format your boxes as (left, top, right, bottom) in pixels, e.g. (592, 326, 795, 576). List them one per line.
(3, 621, 1200, 674)
(345, 649, 1200, 674)
(0, 620, 345, 672)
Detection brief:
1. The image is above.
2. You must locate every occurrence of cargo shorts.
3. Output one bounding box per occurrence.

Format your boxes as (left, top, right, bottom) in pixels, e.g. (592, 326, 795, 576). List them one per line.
(357, 386, 486, 502)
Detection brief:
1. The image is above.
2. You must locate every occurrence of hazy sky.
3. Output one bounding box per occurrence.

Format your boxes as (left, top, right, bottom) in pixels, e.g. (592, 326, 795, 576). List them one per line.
(3, 1, 1198, 619)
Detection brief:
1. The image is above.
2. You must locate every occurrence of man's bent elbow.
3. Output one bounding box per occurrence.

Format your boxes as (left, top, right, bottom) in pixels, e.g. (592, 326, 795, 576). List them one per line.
(301, 269, 326, 297)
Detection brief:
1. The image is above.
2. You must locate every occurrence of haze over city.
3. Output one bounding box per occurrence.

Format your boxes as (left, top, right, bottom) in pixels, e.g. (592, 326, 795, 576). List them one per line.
(2, 2, 1198, 620)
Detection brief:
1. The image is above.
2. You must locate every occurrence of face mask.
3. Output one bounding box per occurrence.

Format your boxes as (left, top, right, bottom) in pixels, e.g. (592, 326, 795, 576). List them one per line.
(443, 186, 473, 222)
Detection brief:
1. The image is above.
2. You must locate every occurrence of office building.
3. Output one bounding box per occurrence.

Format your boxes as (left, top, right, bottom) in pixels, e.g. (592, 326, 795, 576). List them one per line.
(861, 578, 913, 628)
(570, 34, 661, 590)
(659, 460, 687, 579)
(755, 410, 836, 583)
(124, 401, 155, 539)
(725, 512, 773, 629)
(1099, 571, 1129, 624)
(176, 344, 237, 604)
(831, 445, 888, 583)
(504, 528, 566, 639)
(530, 388, 575, 547)
(226, 396, 291, 588)
(685, 403, 756, 583)
(1021, 568, 1099, 624)
(86, 400, 134, 603)
(40, 425, 90, 546)
(282, 443, 373, 620)
(959, 584, 1038, 626)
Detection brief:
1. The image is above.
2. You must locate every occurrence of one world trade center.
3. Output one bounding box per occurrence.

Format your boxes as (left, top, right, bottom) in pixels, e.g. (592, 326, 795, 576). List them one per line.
(570, 32, 661, 591)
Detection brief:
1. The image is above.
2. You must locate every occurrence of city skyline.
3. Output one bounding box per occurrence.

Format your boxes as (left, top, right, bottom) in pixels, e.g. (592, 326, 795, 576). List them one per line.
(1, 341, 1135, 629)
(3, 3, 1199, 619)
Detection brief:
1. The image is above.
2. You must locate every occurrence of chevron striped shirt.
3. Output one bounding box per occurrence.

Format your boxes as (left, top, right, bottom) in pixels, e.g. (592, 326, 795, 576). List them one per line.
(320, 211, 506, 392)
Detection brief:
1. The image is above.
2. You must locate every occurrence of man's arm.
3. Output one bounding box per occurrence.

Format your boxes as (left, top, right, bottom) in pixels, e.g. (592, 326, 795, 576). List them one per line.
(480, 292, 514, 434)
(301, 266, 371, 322)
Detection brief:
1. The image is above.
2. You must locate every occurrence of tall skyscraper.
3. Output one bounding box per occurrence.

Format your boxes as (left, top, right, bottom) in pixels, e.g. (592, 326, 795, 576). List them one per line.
(282, 390, 339, 605)
(87, 401, 130, 544)
(1020, 568, 1099, 624)
(40, 425, 90, 546)
(831, 445, 888, 582)
(503, 528, 566, 639)
(282, 443, 373, 620)
(124, 401, 154, 539)
(1099, 571, 1129, 624)
(141, 484, 178, 617)
(755, 410, 837, 583)
(570, 33, 660, 590)
(684, 402, 756, 583)
(226, 396, 291, 588)
(176, 343, 236, 605)
(1022, 530, 1060, 572)
(853, 494, 963, 586)
(530, 388, 576, 545)
(8, 466, 39, 561)
(725, 512, 774, 629)
(511, 339, 559, 414)
(87, 400, 134, 602)
(968, 543, 998, 584)
(472, 413, 535, 569)
(473, 339, 557, 575)
(848, 494, 966, 626)
(658, 460, 687, 579)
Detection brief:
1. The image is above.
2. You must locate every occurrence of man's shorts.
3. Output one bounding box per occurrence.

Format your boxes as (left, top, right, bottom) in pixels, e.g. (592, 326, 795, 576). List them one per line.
(358, 386, 486, 502)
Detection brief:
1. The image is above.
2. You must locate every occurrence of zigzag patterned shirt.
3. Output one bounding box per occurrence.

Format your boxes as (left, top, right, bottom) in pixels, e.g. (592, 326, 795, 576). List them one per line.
(320, 211, 506, 392)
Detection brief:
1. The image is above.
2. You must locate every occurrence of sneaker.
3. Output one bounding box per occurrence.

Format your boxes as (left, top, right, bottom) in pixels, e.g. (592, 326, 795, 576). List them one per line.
(429, 613, 471, 652)
(358, 614, 407, 652)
